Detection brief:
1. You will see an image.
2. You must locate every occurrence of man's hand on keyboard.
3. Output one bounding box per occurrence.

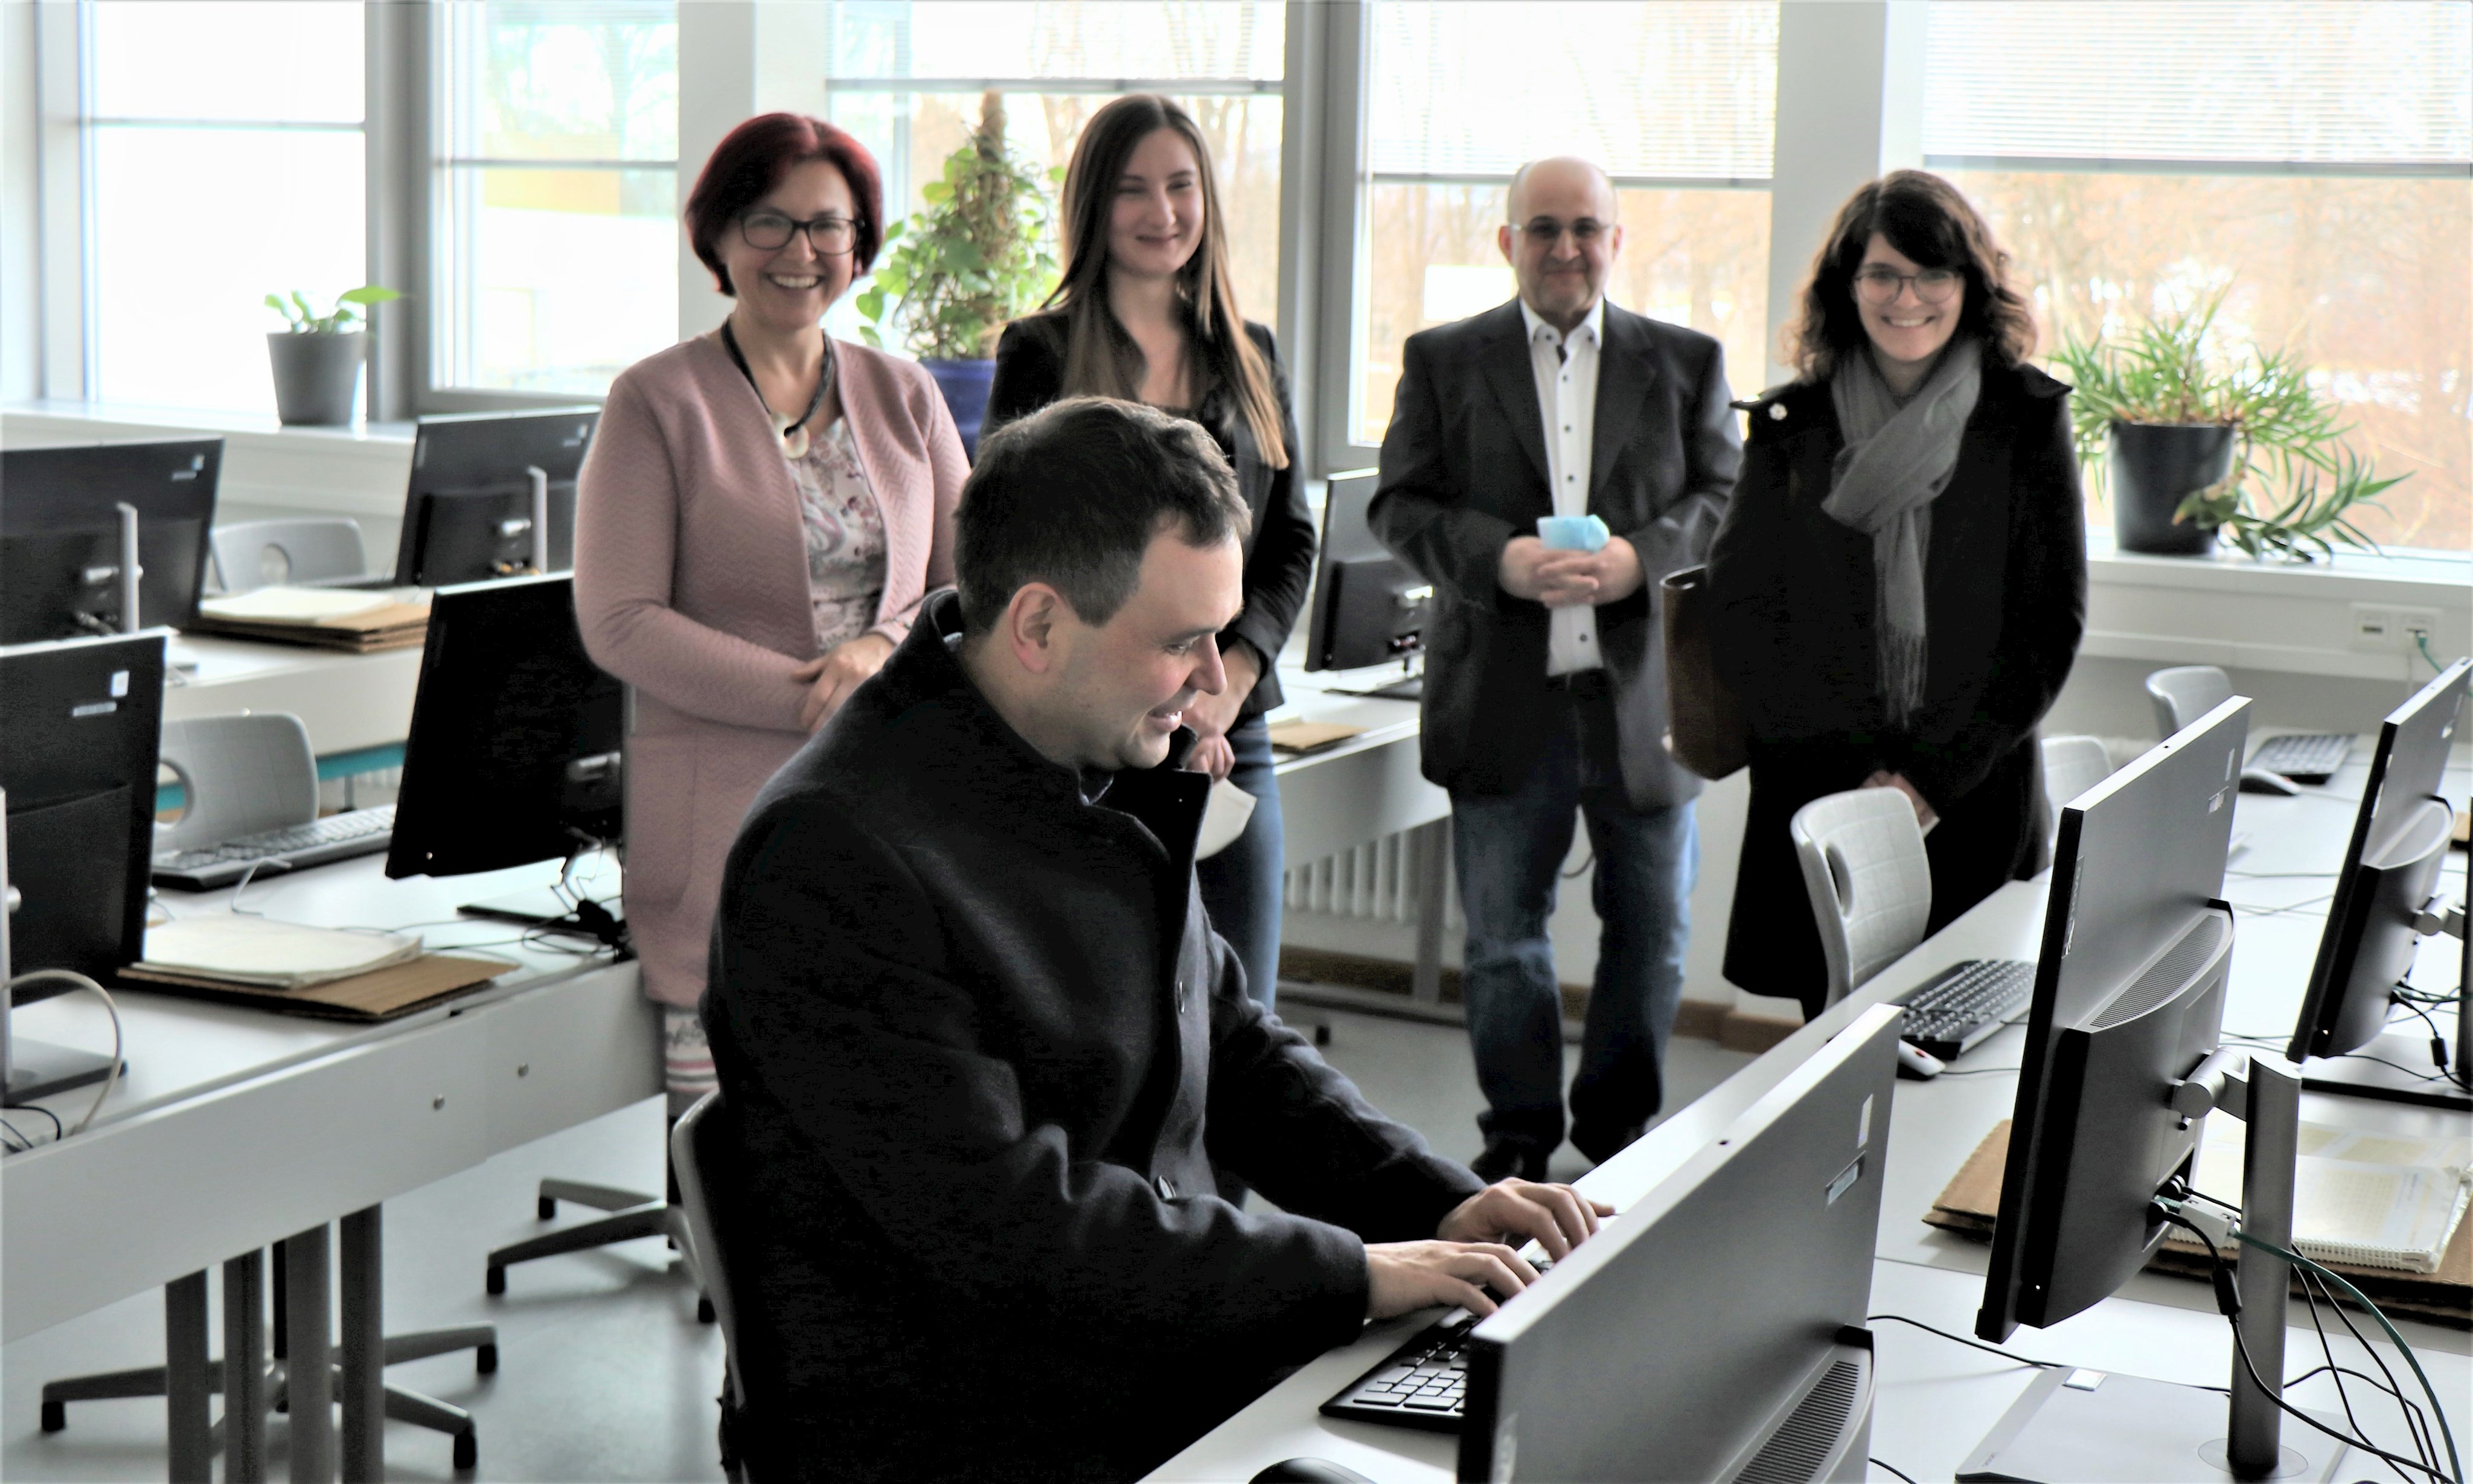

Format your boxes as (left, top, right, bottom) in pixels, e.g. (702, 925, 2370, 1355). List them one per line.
(1435, 1178, 1612, 1260)
(1365, 1240, 1536, 1320)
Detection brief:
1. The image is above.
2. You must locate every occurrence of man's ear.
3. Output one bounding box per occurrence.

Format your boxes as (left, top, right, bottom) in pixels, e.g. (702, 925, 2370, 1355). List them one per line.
(1497, 220, 1517, 266)
(1005, 583, 1069, 676)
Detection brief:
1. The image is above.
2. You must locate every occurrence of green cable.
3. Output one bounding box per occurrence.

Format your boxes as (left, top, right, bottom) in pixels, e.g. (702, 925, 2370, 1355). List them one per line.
(2414, 631, 2446, 676)
(2231, 1228, 2463, 1484)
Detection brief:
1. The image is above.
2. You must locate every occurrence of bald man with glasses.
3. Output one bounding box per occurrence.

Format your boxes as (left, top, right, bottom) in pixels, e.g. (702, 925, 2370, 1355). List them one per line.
(1369, 156, 1743, 1183)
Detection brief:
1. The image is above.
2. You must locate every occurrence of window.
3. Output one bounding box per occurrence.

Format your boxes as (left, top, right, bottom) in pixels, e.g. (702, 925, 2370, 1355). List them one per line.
(1925, 1, 2472, 553)
(86, 1, 364, 412)
(1352, 2, 1777, 448)
(820, 1, 1284, 352)
(435, 1, 679, 397)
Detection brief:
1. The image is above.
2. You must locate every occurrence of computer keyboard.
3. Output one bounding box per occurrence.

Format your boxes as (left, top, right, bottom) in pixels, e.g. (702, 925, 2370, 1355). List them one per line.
(1898, 958, 2036, 1061)
(2249, 732, 2350, 784)
(152, 805, 395, 891)
(1320, 1255, 1556, 1431)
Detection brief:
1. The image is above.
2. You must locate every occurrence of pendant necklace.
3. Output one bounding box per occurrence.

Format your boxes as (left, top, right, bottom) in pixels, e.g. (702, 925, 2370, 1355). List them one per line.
(720, 320, 834, 459)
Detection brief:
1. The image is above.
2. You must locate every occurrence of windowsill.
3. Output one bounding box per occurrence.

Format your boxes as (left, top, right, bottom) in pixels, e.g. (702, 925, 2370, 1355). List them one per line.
(2087, 533, 2470, 596)
(2, 398, 419, 446)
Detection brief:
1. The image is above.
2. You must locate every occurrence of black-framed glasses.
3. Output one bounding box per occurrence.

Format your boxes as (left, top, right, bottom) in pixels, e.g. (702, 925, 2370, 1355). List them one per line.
(1514, 217, 1610, 248)
(1853, 266, 1962, 305)
(739, 210, 859, 256)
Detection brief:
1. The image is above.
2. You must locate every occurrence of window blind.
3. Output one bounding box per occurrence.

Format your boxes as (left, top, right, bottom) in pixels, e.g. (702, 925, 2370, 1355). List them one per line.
(828, 1, 1284, 83)
(1924, 1, 2472, 168)
(1368, 1, 1777, 181)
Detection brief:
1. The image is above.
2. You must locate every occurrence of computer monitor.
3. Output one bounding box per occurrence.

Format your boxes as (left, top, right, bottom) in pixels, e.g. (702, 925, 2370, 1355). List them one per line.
(385, 574, 624, 944)
(389, 409, 599, 588)
(0, 440, 220, 645)
(0, 631, 165, 1104)
(2285, 656, 2470, 1111)
(1304, 469, 1431, 700)
(1451, 1002, 1904, 1483)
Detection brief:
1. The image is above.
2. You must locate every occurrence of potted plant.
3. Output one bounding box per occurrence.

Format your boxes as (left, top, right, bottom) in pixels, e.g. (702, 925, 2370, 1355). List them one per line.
(855, 92, 1059, 455)
(264, 285, 401, 426)
(2052, 294, 2401, 561)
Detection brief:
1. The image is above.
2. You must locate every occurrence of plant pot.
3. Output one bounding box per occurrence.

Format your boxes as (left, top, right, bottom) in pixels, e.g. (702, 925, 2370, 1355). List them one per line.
(921, 357, 997, 459)
(267, 331, 366, 426)
(2109, 421, 2236, 556)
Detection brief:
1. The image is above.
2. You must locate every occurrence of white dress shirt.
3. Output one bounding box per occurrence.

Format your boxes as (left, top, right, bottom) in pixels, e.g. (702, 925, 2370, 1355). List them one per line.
(1521, 296, 1605, 675)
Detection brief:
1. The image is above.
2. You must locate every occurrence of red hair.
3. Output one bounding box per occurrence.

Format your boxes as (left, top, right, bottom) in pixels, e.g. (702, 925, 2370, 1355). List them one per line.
(683, 113, 885, 293)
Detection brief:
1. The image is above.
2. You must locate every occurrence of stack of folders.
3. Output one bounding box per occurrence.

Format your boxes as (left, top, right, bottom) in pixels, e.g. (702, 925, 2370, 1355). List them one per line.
(188, 587, 431, 653)
(125, 916, 507, 1021)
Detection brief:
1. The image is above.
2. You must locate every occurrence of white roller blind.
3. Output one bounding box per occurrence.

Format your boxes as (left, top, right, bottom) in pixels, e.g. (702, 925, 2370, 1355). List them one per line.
(830, 1, 1283, 82)
(1925, 1, 2472, 167)
(1368, 1, 1777, 181)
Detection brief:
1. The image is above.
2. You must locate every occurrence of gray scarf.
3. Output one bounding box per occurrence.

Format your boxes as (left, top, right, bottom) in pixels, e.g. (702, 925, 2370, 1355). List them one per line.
(1825, 336, 1983, 728)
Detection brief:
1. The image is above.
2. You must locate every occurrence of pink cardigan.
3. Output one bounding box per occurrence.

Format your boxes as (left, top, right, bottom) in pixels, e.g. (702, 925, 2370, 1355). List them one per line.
(575, 333, 964, 1007)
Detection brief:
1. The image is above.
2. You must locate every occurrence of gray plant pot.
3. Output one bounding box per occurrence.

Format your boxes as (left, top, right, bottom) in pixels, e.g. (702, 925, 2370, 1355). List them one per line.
(2110, 421, 2236, 557)
(267, 331, 366, 426)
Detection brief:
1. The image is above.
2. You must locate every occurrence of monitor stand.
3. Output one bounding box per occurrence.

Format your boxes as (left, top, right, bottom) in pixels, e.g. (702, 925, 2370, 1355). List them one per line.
(1330, 657, 1423, 703)
(460, 889, 626, 950)
(4, 1038, 118, 1107)
(2300, 1030, 2470, 1111)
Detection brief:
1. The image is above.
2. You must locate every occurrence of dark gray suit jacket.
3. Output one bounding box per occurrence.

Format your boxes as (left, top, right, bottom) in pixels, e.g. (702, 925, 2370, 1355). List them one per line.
(1369, 300, 1742, 808)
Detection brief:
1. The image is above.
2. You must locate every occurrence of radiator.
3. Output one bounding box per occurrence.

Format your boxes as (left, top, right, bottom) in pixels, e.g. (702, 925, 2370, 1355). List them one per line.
(1282, 827, 1459, 927)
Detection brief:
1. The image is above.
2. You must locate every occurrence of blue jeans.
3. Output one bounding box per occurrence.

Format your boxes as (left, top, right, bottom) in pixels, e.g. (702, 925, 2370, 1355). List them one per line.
(1196, 717, 1284, 1012)
(1450, 686, 1697, 1157)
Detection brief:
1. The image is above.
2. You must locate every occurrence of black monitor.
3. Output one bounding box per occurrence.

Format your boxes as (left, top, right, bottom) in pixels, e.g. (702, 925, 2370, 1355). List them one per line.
(390, 409, 598, 587)
(385, 574, 624, 944)
(0, 440, 220, 645)
(1448, 1003, 1903, 1483)
(1304, 469, 1431, 700)
(2286, 657, 2470, 1111)
(1, 630, 165, 1104)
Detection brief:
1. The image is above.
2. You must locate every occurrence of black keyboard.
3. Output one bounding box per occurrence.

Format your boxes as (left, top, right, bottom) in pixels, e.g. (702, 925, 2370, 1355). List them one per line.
(152, 806, 395, 891)
(2250, 732, 2350, 784)
(1320, 1255, 1556, 1431)
(1898, 958, 2035, 1061)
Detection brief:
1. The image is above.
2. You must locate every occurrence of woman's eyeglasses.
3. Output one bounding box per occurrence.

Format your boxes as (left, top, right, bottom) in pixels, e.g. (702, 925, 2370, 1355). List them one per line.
(1853, 266, 1961, 305)
(740, 211, 859, 256)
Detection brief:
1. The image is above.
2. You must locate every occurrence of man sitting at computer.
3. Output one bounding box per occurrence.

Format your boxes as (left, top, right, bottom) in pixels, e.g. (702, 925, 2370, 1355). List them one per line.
(703, 397, 1608, 1483)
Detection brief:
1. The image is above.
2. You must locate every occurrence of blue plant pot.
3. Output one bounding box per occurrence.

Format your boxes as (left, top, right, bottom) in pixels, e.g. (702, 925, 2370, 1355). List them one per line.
(921, 357, 997, 460)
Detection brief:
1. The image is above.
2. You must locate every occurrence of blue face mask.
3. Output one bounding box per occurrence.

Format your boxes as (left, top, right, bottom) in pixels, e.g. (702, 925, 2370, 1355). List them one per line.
(1537, 514, 1610, 553)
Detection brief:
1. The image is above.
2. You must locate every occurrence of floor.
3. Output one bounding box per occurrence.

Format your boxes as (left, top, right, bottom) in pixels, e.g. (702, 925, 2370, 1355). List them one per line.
(1, 1004, 1756, 1483)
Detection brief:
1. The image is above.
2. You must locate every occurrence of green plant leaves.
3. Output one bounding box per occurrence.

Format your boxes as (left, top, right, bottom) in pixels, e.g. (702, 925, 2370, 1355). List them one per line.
(851, 120, 1064, 360)
(267, 284, 401, 334)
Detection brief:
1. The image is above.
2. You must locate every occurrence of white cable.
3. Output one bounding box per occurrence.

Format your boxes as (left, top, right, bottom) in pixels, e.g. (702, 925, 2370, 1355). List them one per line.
(5, 969, 124, 1134)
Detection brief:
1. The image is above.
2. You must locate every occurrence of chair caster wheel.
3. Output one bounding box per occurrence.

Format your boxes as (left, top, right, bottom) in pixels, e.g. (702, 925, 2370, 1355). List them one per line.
(485, 1265, 506, 1296)
(453, 1428, 478, 1471)
(698, 1296, 716, 1324)
(476, 1342, 499, 1374)
(40, 1401, 65, 1433)
(537, 1195, 557, 1220)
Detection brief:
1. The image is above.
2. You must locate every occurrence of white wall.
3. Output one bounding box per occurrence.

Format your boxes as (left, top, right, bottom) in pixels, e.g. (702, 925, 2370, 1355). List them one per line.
(1, 1, 39, 403)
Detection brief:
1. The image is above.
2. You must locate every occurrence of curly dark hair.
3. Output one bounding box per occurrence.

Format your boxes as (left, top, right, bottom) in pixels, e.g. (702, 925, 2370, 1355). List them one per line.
(1786, 169, 2036, 383)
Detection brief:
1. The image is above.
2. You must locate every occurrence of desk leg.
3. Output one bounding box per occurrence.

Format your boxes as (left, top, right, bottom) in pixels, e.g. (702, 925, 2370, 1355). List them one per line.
(284, 1224, 334, 1484)
(223, 1251, 267, 1484)
(339, 1207, 383, 1483)
(165, 1271, 212, 1484)
(1412, 819, 1450, 1005)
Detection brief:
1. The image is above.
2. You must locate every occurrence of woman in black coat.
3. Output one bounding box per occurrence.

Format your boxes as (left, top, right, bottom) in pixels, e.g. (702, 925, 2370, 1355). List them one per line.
(985, 94, 1311, 1012)
(1706, 170, 2086, 1020)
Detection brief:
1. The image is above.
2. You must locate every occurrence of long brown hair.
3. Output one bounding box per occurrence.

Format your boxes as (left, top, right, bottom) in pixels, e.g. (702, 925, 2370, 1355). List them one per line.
(1787, 169, 2037, 383)
(1043, 95, 1287, 469)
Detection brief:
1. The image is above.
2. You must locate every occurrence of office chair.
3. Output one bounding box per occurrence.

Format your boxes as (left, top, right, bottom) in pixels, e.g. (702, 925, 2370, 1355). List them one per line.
(2038, 735, 2114, 850)
(156, 713, 321, 855)
(1789, 787, 1933, 1008)
(671, 1092, 750, 1481)
(484, 1167, 711, 1319)
(2145, 664, 2236, 737)
(209, 517, 368, 593)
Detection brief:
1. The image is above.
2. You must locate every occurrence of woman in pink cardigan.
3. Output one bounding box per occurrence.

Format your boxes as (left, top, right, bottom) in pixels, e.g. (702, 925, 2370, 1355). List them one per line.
(575, 114, 963, 1111)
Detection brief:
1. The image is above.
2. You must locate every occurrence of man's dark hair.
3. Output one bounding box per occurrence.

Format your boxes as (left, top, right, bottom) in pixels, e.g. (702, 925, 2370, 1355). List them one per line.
(956, 397, 1250, 635)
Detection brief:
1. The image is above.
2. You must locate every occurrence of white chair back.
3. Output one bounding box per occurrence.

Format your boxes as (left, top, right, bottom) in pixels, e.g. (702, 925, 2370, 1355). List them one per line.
(155, 713, 319, 854)
(2146, 665, 2234, 740)
(210, 518, 368, 592)
(2039, 735, 2113, 849)
(669, 1093, 746, 1417)
(1789, 787, 1933, 1008)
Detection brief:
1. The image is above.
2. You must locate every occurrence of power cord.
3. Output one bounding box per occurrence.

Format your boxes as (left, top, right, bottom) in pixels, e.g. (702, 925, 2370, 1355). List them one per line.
(1867, 1457, 1919, 1483)
(1864, 1312, 2062, 1370)
(3, 970, 124, 1136)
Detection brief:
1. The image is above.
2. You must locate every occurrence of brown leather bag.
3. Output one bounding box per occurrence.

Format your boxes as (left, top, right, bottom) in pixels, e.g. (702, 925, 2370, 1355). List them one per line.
(1660, 564, 1747, 781)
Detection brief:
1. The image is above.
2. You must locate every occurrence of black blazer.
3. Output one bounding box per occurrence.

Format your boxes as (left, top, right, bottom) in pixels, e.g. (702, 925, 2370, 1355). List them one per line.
(985, 310, 1313, 721)
(1704, 359, 2087, 1012)
(702, 592, 1482, 1483)
(1368, 301, 1742, 808)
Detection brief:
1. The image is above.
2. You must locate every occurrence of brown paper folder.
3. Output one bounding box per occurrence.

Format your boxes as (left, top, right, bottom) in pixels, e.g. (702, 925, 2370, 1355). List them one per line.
(121, 953, 509, 1022)
(1926, 1120, 2470, 1329)
(1267, 721, 1367, 756)
(185, 600, 432, 653)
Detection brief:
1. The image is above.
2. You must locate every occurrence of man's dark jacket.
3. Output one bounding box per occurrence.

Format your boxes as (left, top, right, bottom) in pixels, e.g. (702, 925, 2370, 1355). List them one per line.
(1368, 299, 1743, 809)
(700, 592, 1484, 1483)
(1704, 361, 2087, 1015)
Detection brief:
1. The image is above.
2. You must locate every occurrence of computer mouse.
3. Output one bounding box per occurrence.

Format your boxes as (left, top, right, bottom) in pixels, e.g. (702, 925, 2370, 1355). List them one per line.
(2238, 766, 2303, 795)
(1895, 1040, 1945, 1080)
(1250, 1460, 1377, 1484)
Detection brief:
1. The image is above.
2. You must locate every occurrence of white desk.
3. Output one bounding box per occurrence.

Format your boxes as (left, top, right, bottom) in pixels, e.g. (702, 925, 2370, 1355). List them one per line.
(164, 638, 424, 762)
(1152, 747, 2472, 1482)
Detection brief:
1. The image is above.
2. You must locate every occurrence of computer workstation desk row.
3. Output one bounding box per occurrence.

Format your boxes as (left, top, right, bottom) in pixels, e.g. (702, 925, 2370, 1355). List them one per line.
(1156, 744, 2473, 1482)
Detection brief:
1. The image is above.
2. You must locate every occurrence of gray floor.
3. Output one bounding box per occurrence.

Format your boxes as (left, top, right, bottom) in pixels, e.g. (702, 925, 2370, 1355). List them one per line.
(2, 1005, 1755, 1483)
